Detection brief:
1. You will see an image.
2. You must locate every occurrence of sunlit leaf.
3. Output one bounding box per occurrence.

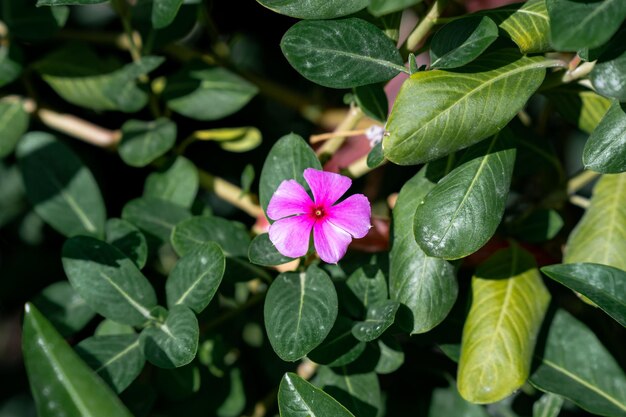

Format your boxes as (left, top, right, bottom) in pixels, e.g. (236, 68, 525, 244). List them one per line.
(314, 366, 381, 417)
(118, 118, 177, 168)
(584, 101, 626, 173)
(544, 85, 611, 134)
(106, 218, 148, 269)
(430, 16, 498, 69)
(278, 373, 355, 417)
(256, 0, 368, 19)
(344, 266, 388, 317)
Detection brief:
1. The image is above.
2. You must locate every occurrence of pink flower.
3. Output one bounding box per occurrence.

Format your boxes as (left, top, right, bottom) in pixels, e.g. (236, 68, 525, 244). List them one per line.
(267, 168, 372, 264)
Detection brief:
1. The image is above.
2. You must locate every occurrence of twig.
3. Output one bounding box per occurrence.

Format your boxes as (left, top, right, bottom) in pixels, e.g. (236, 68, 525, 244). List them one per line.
(567, 170, 600, 195)
(198, 171, 264, 218)
(310, 128, 368, 144)
(569, 194, 591, 209)
(316, 106, 364, 158)
(404, 0, 450, 52)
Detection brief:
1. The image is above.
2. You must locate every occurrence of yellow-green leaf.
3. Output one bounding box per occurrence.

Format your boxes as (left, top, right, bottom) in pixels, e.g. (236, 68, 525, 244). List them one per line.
(193, 127, 262, 152)
(543, 86, 612, 134)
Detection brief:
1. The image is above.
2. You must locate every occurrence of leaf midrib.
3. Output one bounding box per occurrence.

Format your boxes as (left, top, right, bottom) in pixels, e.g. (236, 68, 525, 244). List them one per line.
(94, 339, 141, 373)
(99, 272, 152, 320)
(301, 47, 407, 74)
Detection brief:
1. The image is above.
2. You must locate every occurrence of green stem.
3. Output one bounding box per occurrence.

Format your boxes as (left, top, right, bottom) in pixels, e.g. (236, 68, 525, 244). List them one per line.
(404, 0, 450, 52)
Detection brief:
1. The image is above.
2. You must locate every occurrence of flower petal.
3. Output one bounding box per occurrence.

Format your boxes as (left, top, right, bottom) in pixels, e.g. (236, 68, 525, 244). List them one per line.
(268, 215, 314, 258)
(266, 180, 313, 221)
(327, 194, 371, 238)
(313, 220, 352, 264)
(303, 168, 351, 207)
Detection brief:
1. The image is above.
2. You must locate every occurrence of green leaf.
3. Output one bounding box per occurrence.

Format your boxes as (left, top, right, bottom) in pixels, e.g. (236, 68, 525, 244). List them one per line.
(278, 373, 356, 417)
(542, 263, 626, 327)
(280, 18, 406, 89)
(345, 266, 388, 317)
(546, 0, 626, 51)
(530, 309, 626, 417)
(241, 164, 255, 195)
(353, 83, 388, 123)
(314, 366, 381, 417)
(259, 133, 321, 212)
(22, 303, 135, 417)
(1, 0, 69, 41)
(543, 86, 612, 134)
(166, 243, 225, 313)
(118, 118, 177, 168)
(256, 0, 368, 19)
(368, 0, 422, 17)
(37, 0, 105, 4)
(389, 168, 457, 334)
(141, 305, 199, 368)
(0, 44, 23, 87)
(384, 50, 545, 165)
(264, 265, 338, 361)
(589, 30, 626, 102)
(32, 281, 95, 337)
(194, 126, 262, 153)
(367, 141, 385, 168)
(507, 209, 564, 243)
(0, 100, 29, 158)
(248, 233, 293, 266)
(122, 196, 191, 244)
(75, 334, 145, 393)
(564, 173, 626, 271)
(584, 101, 626, 173)
(144, 156, 198, 208)
(106, 218, 148, 269)
(152, 0, 184, 29)
(428, 384, 488, 417)
(17, 132, 106, 238)
(430, 16, 499, 69)
(533, 393, 564, 417)
(95, 320, 135, 336)
(414, 130, 516, 259)
(352, 300, 400, 342)
(307, 316, 366, 367)
(164, 64, 258, 121)
(458, 245, 551, 404)
(62, 236, 157, 326)
(171, 215, 250, 257)
(375, 336, 404, 374)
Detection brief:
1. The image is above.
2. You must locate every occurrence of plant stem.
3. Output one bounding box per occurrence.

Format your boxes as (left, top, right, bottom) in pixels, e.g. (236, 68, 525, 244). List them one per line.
(404, 0, 450, 52)
(316, 106, 364, 159)
(567, 170, 600, 195)
(198, 171, 264, 218)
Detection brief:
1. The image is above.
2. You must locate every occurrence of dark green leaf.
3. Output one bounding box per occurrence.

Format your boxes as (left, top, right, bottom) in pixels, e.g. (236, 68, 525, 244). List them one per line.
(32, 281, 95, 337)
(589, 30, 626, 102)
(156, 365, 201, 401)
(389, 168, 457, 333)
(307, 316, 366, 367)
(22, 303, 135, 417)
(530, 309, 626, 417)
(17, 132, 106, 238)
(264, 265, 338, 361)
(248, 233, 293, 266)
(543, 86, 611, 134)
(542, 263, 626, 327)
(352, 300, 400, 342)
(281, 18, 406, 89)
(0, 44, 23, 87)
(533, 393, 564, 417)
(256, 0, 368, 19)
(118, 118, 177, 168)
(144, 156, 198, 208)
(428, 384, 488, 417)
(368, 0, 422, 17)
(430, 16, 498, 69)
(584, 101, 626, 173)
(75, 334, 145, 393)
(240, 163, 255, 195)
(152, 0, 184, 29)
(171, 215, 250, 257)
(278, 373, 356, 417)
(1, 0, 68, 41)
(384, 50, 545, 165)
(62, 236, 157, 326)
(314, 366, 381, 417)
(354, 83, 388, 123)
(37, 0, 105, 4)
(507, 209, 564, 243)
(106, 218, 148, 269)
(345, 266, 388, 317)
(122, 197, 191, 244)
(375, 336, 404, 374)
(95, 320, 135, 336)
(0, 100, 29, 158)
(366, 141, 385, 168)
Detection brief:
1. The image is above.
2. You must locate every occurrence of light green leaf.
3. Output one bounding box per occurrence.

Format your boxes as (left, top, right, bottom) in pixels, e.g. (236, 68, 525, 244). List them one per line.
(589, 30, 626, 103)
(32, 281, 95, 337)
(37, 0, 105, 4)
(0, 100, 29, 158)
(389, 168, 457, 334)
(414, 131, 516, 259)
(75, 334, 145, 393)
(62, 236, 157, 326)
(345, 266, 388, 317)
(564, 173, 626, 271)
(543, 86, 611, 134)
(95, 320, 135, 336)
(106, 218, 148, 269)
(144, 156, 198, 208)
(533, 393, 564, 417)
(384, 50, 545, 165)
(256, 0, 368, 19)
(118, 118, 177, 168)
(0, 44, 23, 87)
(22, 303, 135, 417)
(352, 300, 400, 342)
(17, 132, 106, 238)
(458, 245, 551, 404)
(171, 215, 250, 257)
(281, 18, 406, 89)
(141, 305, 199, 368)
(166, 243, 225, 313)
(353, 83, 388, 123)
(542, 263, 626, 327)
(248, 233, 293, 266)
(264, 265, 338, 361)
(194, 126, 262, 153)
(530, 309, 626, 417)
(122, 196, 191, 244)
(1, 0, 69, 41)
(259, 133, 321, 212)
(428, 383, 488, 417)
(278, 373, 356, 417)
(584, 101, 626, 173)
(152, 0, 184, 29)
(307, 316, 365, 367)
(368, 0, 422, 17)
(314, 366, 381, 417)
(367, 141, 385, 168)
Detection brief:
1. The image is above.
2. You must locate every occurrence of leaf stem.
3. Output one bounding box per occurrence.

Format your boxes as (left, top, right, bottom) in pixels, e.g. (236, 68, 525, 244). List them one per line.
(404, 0, 450, 52)
(567, 170, 600, 195)
(198, 171, 264, 218)
(316, 106, 364, 160)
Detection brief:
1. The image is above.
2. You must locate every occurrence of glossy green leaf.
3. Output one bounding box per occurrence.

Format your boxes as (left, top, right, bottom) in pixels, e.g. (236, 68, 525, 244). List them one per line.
(367, 141, 385, 168)
(589, 30, 626, 102)
(144, 157, 198, 208)
(194, 126, 262, 153)
(1, 0, 69, 41)
(564, 173, 626, 271)
(353, 83, 388, 123)
(281, 18, 406, 89)
(0, 100, 29, 158)
(314, 366, 381, 417)
(22, 303, 135, 417)
(118, 118, 177, 168)
(141, 305, 199, 368)
(164, 64, 258, 121)
(458, 245, 551, 404)
(0, 44, 23, 87)
(345, 266, 388, 317)
(430, 16, 498, 69)
(75, 334, 145, 393)
(256, 0, 368, 19)
(106, 218, 148, 269)
(259, 133, 321, 212)
(32, 281, 95, 337)
(166, 243, 225, 313)
(368, 0, 422, 17)
(547, 0, 626, 51)
(375, 336, 404, 374)
(507, 209, 564, 243)
(122, 197, 191, 244)
(307, 316, 365, 367)
(389, 168, 457, 334)
(384, 50, 545, 165)
(429, 384, 488, 417)
(95, 320, 135, 336)
(62, 236, 157, 326)
(17, 132, 106, 238)
(352, 300, 400, 342)
(530, 309, 626, 417)
(414, 130, 516, 259)
(248, 233, 293, 266)
(152, 0, 184, 29)
(533, 393, 564, 417)
(544, 86, 612, 134)
(278, 373, 356, 417)
(264, 265, 338, 361)
(542, 263, 626, 327)
(584, 101, 626, 173)
(171, 215, 250, 257)
(37, 0, 105, 4)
